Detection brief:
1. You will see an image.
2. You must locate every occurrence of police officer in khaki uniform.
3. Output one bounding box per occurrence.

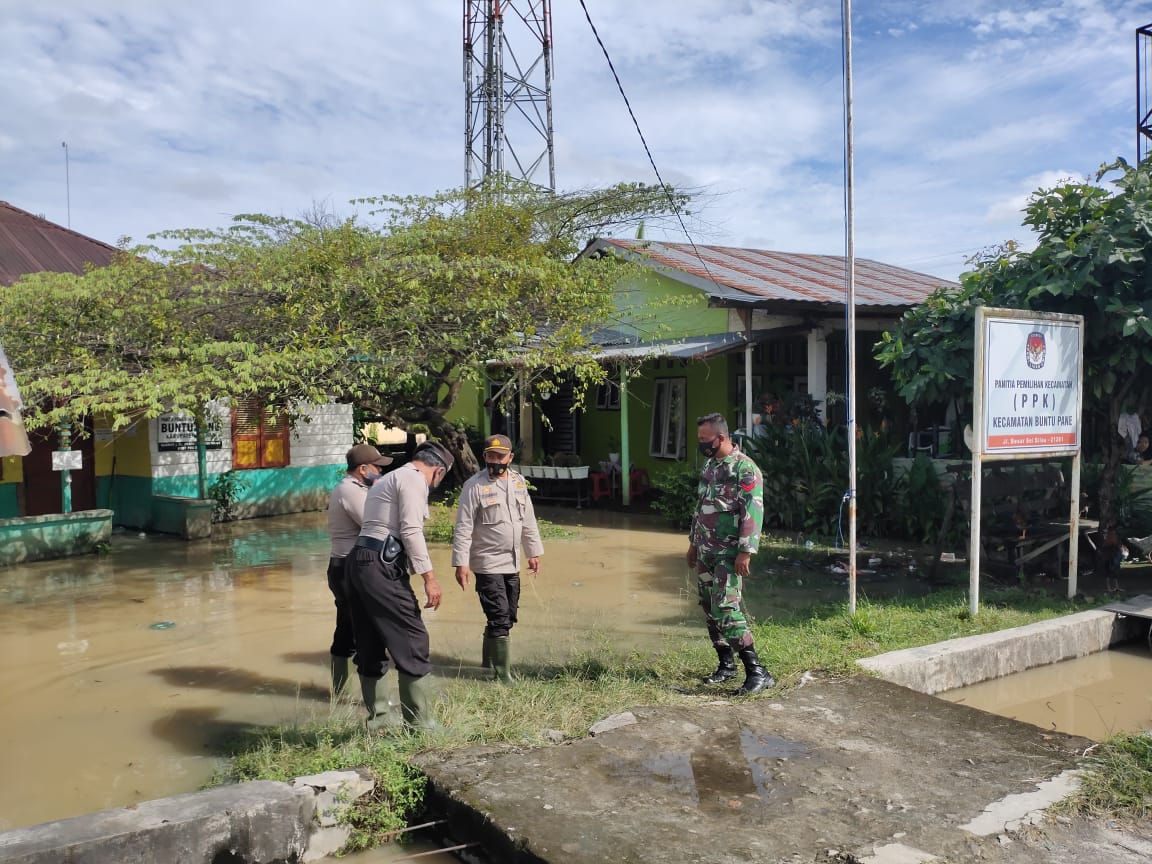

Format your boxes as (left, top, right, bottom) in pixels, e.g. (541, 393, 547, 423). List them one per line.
(452, 434, 543, 683)
(326, 443, 393, 696)
(348, 440, 454, 730)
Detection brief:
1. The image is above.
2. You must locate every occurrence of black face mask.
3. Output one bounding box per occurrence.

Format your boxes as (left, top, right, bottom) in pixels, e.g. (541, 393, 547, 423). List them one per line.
(486, 461, 509, 479)
(698, 436, 721, 458)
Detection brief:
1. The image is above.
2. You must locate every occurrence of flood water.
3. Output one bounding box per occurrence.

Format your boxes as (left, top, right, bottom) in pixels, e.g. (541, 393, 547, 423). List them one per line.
(0, 508, 700, 832)
(940, 643, 1152, 741)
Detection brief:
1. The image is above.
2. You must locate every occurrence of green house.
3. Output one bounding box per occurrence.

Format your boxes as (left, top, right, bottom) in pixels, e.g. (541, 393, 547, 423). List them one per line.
(454, 238, 958, 504)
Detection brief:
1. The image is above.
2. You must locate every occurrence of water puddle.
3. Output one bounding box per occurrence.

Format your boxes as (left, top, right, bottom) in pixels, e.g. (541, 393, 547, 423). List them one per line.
(0, 508, 697, 830)
(939, 644, 1152, 740)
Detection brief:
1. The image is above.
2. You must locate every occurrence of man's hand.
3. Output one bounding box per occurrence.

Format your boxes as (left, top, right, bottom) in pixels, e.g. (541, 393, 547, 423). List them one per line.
(686, 545, 698, 569)
(422, 572, 442, 610)
(527, 556, 541, 576)
(455, 565, 471, 590)
(734, 551, 751, 577)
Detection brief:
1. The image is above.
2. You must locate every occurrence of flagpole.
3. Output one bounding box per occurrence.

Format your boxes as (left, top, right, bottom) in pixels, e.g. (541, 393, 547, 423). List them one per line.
(843, 0, 858, 615)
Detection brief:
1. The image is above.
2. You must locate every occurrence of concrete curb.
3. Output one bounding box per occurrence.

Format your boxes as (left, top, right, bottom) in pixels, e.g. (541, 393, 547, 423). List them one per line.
(0, 770, 375, 864)
(857, 603, 1149, 694)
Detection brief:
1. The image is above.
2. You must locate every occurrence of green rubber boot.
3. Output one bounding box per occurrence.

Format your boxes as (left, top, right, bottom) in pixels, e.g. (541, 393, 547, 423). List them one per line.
(481, 635, 496, 678)
(330, 654, 351, 697)
(358, 674, 402, 731)
(490, 636, 514, 684)
(398, 672, 441, 731)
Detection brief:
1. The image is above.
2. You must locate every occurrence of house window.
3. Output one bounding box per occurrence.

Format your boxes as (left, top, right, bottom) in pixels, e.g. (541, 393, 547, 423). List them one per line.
(596, 381, 621, 410)
(650, 378, 687, 459)
(232, 397, 291, 469)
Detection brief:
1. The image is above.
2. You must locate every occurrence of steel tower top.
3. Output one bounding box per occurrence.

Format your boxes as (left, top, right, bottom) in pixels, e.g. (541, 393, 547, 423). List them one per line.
(464, 1, 555, 189)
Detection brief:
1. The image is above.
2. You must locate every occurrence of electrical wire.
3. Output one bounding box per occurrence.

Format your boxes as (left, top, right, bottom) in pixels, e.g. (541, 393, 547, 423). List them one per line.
(576, 0, 725, 291)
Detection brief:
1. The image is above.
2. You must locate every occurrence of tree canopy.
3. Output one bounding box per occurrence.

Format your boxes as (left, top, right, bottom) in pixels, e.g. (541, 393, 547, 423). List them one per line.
(876, 158, 1152, 526)
(1, 179, 689, 474)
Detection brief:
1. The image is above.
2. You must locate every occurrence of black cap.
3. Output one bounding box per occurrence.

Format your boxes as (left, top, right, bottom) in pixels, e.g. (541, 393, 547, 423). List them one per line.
(414, 440, 454, 472)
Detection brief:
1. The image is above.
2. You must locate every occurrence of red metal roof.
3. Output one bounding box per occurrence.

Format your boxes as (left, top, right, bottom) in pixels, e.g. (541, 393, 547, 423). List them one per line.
(585, 238, 958, 310)
(0, 201, 119, 286)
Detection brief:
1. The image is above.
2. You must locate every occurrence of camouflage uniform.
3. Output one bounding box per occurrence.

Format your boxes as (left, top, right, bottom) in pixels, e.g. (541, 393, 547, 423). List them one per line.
(689, 444, 764, 651)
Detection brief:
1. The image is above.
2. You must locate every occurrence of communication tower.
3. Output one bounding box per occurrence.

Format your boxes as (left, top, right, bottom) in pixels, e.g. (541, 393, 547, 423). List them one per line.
(464, 1, 555, 189)
(1139, 23, 1152, 162)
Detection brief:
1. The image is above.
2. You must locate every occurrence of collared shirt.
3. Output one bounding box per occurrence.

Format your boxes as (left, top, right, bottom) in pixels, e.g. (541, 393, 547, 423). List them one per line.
(452, 469, 543, 573)
(360, 463, 434, 575)
(328, 473, 370, 558)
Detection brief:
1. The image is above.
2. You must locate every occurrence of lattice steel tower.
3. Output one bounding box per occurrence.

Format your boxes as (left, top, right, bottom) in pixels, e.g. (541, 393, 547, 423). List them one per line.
(464, 1, 555, 189)
(1140, 24, 1152, 163)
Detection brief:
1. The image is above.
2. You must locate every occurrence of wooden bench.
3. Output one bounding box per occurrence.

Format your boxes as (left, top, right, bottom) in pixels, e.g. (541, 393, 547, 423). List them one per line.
(933, 463, 1089, 579)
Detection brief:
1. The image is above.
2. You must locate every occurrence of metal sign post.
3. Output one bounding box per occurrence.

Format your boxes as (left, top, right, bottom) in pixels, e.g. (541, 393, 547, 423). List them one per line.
(970, 307, 1085, 616)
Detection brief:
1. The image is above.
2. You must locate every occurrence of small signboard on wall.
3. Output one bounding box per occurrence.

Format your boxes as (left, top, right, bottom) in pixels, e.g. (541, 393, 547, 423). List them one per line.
(157, 413, 223, 452)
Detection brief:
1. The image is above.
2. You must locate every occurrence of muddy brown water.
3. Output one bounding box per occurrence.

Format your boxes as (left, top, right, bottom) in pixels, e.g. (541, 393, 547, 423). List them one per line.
(940, 642, 1152, 741)
(0, 509, 704, 832)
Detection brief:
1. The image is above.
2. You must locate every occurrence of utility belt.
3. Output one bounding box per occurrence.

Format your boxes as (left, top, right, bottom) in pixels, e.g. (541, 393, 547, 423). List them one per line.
(355, 534, 405, 567)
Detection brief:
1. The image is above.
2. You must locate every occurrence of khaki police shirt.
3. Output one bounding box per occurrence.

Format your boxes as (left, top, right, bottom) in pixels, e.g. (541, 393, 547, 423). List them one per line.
(451, 469, 543, 574)
(328, 473, 371, 558)
(360, 464, 434, 575)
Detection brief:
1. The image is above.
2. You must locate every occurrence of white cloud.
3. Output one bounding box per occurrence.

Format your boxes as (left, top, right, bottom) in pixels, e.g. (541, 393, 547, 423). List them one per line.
(0, 0, 1145, 277)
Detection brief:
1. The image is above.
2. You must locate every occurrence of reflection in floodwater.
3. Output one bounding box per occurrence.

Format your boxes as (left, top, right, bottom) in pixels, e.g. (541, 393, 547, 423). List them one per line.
(0, 508, 697, 830)
(939, 644, 1152, 741)
(633, 730, 810, 813)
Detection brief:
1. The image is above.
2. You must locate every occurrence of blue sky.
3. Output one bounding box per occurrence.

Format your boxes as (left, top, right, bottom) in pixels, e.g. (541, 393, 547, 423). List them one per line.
(0, 0, 1147, 279)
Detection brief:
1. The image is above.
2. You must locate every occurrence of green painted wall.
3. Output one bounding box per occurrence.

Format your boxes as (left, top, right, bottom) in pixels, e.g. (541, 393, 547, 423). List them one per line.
(154, 464, 342, 520)
(578, 354, 731, 478)
(0, 484, 18, 519)
(614, 271, 728, 340)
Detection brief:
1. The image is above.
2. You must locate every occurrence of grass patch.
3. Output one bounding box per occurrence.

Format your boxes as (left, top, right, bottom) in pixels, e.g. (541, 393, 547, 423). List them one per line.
(216, 565, 1104, 852)
(1057, 733, 1152, 822)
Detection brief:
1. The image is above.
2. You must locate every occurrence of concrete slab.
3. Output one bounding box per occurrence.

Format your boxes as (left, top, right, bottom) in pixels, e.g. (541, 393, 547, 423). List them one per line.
(857, 607, 1149, 694)
(415, 677, 1151, 864)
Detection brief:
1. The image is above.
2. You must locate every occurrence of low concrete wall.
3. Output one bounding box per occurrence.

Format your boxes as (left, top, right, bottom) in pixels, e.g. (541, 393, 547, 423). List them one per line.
(0, 509, 113, 566)
(858, 605, 1150, 694)
(151, 495, 214, 540)
(0, 771, 374, 864)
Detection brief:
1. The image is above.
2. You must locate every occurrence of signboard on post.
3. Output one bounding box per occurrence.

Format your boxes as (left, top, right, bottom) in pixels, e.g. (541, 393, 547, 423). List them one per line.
(157, 413, 223, 453)
(970, 307, 1085, 614)
(52, 450, 82, 471)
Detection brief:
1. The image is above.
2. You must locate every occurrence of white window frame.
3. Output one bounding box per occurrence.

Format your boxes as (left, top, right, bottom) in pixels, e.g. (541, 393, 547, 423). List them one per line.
(650, 377, 687, 459)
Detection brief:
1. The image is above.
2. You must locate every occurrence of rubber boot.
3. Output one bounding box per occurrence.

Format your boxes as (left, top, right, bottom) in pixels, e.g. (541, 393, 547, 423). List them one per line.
(398, 672, 441, 730)
(733, 645, 775, 696)
(490, 636, 514, 684)
(481, 635, 496, 679)
(330, 654, 351, 697)
(702, 644, 737, 685)
(359, 674, 402, 731)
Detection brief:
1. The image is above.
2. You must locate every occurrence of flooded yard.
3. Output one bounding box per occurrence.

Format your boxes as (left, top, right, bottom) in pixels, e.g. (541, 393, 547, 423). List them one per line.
(0, 508, 699, 830)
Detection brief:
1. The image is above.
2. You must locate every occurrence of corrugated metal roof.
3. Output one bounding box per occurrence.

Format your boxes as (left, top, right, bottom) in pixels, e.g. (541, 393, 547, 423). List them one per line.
(583, 238, 958, 310)
(588, 331, 751, 362)
(0, 201, 119, 286)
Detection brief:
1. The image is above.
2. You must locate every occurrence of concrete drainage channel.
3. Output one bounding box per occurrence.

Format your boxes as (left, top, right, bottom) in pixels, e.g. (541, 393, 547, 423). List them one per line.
(0, 769, 482, 864)
(2, 601, 1147, 864)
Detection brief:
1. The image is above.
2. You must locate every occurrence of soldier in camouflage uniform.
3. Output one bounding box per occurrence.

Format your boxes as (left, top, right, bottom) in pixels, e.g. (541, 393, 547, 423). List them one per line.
(686, 412, 775, 695)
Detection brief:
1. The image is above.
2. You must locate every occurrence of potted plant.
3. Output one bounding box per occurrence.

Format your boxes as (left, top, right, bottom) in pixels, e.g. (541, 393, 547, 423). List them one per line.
(607, 434, 621, 466)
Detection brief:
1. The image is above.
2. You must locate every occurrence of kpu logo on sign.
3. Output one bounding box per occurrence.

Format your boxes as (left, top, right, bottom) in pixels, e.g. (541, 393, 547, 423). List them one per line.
(1025, 331, 1046, 370)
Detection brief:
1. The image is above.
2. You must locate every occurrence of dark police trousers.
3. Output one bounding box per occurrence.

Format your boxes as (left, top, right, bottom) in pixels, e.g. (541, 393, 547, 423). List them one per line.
(326, 556, 356, 659)
(475, 572, 520, 639)
(347, 540, 432, 679)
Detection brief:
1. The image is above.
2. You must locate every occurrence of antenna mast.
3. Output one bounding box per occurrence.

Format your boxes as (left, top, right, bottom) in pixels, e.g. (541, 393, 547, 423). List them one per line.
(464, 1, 555, 189)
(1139, 23, 1152, 163)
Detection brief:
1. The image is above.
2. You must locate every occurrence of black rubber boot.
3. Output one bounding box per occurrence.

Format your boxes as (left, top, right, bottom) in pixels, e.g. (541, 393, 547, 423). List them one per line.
(702, 645, 737, 684)
(733, 646, 775, 696)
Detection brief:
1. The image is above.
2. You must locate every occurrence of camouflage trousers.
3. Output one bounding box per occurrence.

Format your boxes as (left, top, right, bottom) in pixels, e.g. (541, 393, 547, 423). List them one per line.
(696, 552, 754, 650)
